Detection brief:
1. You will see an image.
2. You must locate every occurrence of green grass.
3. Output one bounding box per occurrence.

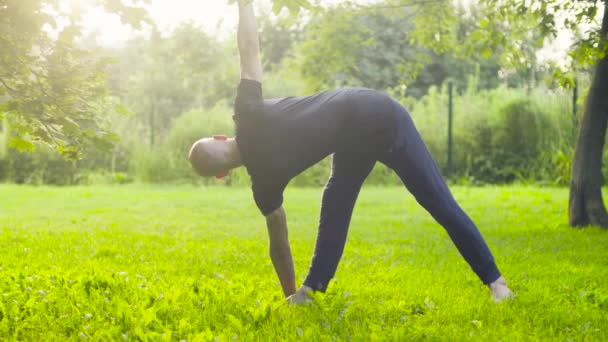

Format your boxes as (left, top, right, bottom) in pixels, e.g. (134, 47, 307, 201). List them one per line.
(0, 184, 607, 341)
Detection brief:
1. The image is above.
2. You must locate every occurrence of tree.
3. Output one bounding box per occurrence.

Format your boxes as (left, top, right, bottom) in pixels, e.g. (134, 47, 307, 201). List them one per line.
(348, 0, 606, 227)
(465, 0, 608, 228)
(258, 11, 305, 72)
(0, 0, 147, 158)
(249, 0, 608, 228)
(570, 3, 608, 227)
(229, 0, 311, 14)
(106, 23, 238, 147)
(288, 1, 511, 96)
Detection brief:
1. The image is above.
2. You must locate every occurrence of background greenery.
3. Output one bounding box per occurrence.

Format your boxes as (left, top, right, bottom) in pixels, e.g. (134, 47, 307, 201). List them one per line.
(0, 1, 599, 187)
(2, 2, 607, 341)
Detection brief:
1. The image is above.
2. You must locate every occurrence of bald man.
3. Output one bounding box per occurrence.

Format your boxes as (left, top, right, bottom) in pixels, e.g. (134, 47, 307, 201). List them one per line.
(189, 1, 513, 304)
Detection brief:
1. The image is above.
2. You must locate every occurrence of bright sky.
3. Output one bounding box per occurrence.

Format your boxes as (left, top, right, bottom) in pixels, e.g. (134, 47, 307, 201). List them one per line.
(80, 0, 583, 65)
(83, 0, 238, 45)
(82, 0, 380, 45)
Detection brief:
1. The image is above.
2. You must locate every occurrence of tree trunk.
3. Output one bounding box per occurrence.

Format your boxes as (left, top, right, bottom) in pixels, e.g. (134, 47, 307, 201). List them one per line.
(569, 4, 608, 228)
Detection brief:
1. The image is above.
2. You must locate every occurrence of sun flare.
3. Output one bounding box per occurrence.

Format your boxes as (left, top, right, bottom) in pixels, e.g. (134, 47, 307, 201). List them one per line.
(79, 0, 238, 44)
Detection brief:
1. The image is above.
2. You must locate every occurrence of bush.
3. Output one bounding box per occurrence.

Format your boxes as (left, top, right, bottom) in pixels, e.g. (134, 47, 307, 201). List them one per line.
(0, 157, 6, 182)
(4, 146, 78, 185)
(128, 102, 252, 186)
(400, 84, 574, 184)
(75, 171, 133, 185)
(0, 84, 587, 187)
(165, 102, 235, 183)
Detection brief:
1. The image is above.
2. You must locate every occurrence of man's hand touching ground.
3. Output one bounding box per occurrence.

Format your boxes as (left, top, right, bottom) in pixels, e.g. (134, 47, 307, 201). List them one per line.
(489, 276, 514, 303)
(286, 285, 313, 305)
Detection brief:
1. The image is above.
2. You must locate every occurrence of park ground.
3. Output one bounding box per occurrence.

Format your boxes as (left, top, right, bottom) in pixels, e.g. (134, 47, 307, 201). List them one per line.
(0, 185, 607, 341)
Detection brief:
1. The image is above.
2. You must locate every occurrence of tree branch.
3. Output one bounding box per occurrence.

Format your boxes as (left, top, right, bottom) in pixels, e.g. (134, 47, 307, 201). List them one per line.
(0, 77, 16, 93)
(38, 119, 61, 146)
(348, 0, 444, 10)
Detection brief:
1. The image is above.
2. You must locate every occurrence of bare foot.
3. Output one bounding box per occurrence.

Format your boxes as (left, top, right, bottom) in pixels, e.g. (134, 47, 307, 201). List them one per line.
(489, 276, 514, 303)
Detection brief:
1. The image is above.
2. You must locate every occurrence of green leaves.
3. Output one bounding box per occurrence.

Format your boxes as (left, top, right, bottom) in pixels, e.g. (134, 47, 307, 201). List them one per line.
(0, 0, 148, 159)
(227, 0, 313, 14)
(8, 137, 35, 152)
(100, 0, 150, 29)
(289, 0, 487, 95)
(114, 103, 132, 116)
(472, 0, 606, 76)
(271, 0, 312, 15)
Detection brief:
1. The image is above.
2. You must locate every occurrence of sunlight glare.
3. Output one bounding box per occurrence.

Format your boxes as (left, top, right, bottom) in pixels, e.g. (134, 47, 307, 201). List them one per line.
(81, 0, 237, 45)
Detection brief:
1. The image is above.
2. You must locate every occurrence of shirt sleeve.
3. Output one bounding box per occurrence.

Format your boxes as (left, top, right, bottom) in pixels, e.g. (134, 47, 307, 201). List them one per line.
(235, 79, 264, 118)
(252, 180, 286, 216)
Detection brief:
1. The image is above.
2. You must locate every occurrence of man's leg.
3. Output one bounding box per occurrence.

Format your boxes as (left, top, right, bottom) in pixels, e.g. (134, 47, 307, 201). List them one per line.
(302, 152, 376, 293)
(381, 103, 508, 294)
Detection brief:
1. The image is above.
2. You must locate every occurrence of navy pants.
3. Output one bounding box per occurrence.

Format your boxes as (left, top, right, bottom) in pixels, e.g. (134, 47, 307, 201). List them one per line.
(303, 101, 502, 292)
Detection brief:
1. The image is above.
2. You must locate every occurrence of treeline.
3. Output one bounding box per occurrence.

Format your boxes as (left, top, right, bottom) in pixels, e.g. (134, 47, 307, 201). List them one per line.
(0, 2, 593, 186)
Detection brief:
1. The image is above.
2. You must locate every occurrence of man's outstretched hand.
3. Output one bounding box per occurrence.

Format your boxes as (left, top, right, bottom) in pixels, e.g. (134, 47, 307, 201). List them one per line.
(286, 285, 313, 305)
(489, 276, 514, 303)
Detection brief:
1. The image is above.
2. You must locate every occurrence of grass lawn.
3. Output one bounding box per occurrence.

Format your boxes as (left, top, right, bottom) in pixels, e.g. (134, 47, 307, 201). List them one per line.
(0, 184, 607, 341)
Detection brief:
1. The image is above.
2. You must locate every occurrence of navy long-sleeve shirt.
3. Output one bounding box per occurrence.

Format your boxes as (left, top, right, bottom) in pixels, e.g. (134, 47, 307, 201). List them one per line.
(234, 79, 397, 216)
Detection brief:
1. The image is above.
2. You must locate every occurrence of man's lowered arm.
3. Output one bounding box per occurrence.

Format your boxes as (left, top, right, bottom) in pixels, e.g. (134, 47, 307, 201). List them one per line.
(265, 206, 296, 298)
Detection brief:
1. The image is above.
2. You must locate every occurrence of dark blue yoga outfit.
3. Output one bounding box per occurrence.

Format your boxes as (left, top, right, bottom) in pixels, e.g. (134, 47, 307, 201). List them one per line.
(234, 79, 501, 292)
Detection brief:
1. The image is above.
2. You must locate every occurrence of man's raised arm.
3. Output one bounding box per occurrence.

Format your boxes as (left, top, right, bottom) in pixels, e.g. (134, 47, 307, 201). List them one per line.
(238, 1, 263, 82)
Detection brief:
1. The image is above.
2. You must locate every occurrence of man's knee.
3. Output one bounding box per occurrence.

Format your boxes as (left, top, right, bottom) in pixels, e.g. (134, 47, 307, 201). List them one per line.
(417, 194, 463, 223)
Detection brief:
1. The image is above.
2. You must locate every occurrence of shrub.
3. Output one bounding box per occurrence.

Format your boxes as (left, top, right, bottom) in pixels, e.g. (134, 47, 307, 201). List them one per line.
(128, 102, 251, 185)
(0, 157, 6, 182)
(5, 146, 78, 185)
(0, 83, 588, 187)
(400, 84, 574, 184)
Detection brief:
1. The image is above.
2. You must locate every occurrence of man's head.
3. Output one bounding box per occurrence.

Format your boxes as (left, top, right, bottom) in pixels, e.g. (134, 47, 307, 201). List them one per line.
(188, 135, 241, 178)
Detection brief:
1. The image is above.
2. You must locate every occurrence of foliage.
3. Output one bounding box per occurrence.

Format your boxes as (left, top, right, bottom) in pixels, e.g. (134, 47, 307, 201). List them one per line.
(105, 23, 239, 149)
(121, 81, 579, 186)
(1, 0, 600, 187)
(396, 80, 576, 184)
(291, 3, 388, 92)
(5, 146, 77, 185)
(470, 0, 608, 84)
(166, 105, 234, 180)
(1, 140, 134, 186)
(1, 82, 584, 186)
(0, 112, 131, 185)
(1, 185, 608, 340)
(228, 0, 312, 14)
(127, 103, 248, 186)
(290, 1, 447, 93)
(0, 0, 148, 158)
(265, 0, 605, 86)
(258, 9, 305, 72)
(288, 1, 541, 97)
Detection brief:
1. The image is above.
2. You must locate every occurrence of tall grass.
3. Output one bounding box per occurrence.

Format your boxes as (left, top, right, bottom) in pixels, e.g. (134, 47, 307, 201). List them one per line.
(2, 185, 607, 340)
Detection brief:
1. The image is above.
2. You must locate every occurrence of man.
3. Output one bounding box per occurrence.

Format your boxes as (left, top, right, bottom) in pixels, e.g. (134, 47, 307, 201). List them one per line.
(188, 1, 514, 304)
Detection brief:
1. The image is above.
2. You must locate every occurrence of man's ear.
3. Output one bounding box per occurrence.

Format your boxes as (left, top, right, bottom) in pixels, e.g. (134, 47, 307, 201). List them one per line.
(213, 135, 228, 141)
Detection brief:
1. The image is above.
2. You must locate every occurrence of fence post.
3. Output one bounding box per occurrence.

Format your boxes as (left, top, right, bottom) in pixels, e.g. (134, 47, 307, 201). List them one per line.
(150, 101, 155, 148)
(572, 79, 578, 141)
(447, 81, 454, 176)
